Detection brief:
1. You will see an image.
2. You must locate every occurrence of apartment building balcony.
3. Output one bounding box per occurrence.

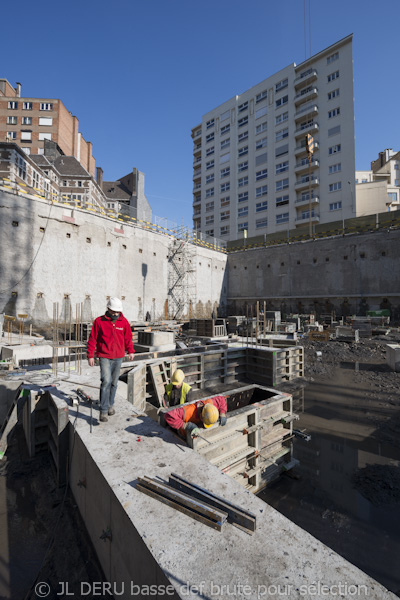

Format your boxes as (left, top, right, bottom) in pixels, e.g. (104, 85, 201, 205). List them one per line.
(294, 87, 318, 105)
(193, 181, 201, 191)
(192, 128, 202, 140)
(295, 213, 320, 225)
(294, 177, 319, 191)
(295, 122, 319, 137)
(294, 69, 318, 89)
(193, 167, 201, 180)
(294, 159, 319, 174)
(295, 195, 320, 208)
(294, 104, 318, 121)
(295, 141, 319, 156)
(193, 156, 201, 166)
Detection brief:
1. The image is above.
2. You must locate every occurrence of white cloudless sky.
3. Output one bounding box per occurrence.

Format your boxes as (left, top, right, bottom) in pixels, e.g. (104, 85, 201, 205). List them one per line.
(3, 0, 399, 226)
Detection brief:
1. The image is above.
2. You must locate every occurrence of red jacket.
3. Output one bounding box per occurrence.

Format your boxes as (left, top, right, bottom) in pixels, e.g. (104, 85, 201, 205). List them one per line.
(165, 396, 227, 436)
(87, 313, 134, 359)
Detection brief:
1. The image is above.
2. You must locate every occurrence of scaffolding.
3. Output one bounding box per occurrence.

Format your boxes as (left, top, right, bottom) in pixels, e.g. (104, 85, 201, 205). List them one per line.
(167, 227, 197, 319)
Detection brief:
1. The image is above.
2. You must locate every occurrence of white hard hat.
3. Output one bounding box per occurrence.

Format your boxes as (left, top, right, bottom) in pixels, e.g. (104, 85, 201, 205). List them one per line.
(107, 297, 123, 312)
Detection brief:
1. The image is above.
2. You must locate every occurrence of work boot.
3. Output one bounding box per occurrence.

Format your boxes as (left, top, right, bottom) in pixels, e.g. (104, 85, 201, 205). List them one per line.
(99, 413, 108, 422)
(108, 407, 115, 416)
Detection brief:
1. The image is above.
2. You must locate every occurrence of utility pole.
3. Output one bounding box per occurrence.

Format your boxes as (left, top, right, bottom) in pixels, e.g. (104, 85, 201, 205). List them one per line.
(305, 133, 314, 238)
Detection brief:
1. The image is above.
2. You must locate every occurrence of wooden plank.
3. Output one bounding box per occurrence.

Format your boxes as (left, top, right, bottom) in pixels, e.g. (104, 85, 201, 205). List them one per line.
(169, 474, 256, 534)
(137, 477, 227, 530)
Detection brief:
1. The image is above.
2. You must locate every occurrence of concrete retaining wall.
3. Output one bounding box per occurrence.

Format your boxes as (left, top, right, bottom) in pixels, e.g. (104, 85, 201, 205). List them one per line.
(0, 190, 228, 325)
(227, 229, 400, 319)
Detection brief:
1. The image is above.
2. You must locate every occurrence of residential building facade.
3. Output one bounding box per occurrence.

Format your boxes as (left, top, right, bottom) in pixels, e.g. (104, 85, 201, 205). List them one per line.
(355, 149, 400, 215)
(192, 35, 355, 241)
(0, 79, 95, 177)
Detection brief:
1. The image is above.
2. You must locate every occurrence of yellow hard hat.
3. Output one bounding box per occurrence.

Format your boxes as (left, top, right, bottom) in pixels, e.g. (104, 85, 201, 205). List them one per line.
(202, 404, 219, 428)
(171, 369, 185, 386)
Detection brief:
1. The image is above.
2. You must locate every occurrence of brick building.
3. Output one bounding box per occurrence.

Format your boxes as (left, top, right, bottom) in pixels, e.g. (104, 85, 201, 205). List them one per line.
(0, 79, 95, 177)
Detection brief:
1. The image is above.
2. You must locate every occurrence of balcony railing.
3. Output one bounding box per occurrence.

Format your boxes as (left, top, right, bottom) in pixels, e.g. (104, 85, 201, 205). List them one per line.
(294, 104, 318, 120)
(295, 122, 319, 137)
(295, 196, 320, 206)
(294, 87, 318, 105)
(294, 69, 318, 88)
(294, 177, 320, 191)
(294, 159, 319, 173)
(295, 213, 320, 223)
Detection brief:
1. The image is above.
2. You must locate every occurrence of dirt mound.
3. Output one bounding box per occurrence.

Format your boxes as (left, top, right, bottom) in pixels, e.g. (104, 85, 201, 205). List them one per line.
(352, 464, 400, 506)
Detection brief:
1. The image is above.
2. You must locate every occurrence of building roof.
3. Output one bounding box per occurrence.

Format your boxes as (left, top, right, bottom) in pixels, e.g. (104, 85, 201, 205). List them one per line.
(52, 156, 91, 178)
(30, 155, 52, 168)
(102, 180, 132, 201)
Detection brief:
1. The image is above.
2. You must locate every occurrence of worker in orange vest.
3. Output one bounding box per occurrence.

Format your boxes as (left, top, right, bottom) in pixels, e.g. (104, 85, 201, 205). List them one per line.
(164, 396, 227, 444)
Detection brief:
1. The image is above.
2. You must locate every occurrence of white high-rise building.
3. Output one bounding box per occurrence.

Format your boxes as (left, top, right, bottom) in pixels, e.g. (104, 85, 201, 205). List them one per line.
(192, 35, 355, 241)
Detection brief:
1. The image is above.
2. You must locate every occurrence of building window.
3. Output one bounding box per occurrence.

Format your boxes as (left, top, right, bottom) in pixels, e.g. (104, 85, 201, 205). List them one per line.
(276, 212, 289, 224)
(329, 144, 341, 155)
(220, 210, 230, 221)
(327, 71, 339, 82)
(220, 123, 230, 135)
(276, 161, 289, 175)
(206, 174, 214, 184)
(220, 138, 230, 150)
(275, 78, 288, 92)
(256, 201, 268, 212)
(7, 116, 17, 124)
(256, 217, 268, 228)
(276, 178, 289, 191)
(328, 89, 340, 100)
(238, 176, 248, 188)
(220, 109, 230, 121)
(220, 225, 230, 235)
(39, 133, 52, 141)
(238, 131, 248, 143)
(238, 146, 248, 157)
(238, 206, 248, 217)
(220, 166, 230, 178)
(394, 164, 399, 170)
(329, 182, 342, 192)
(20, 131, 32, 141)
(387, 192, 397, 203)
(7, 131, 17, 140)
(256, 136, 268, 150)
(39, 117, 53, 126)
(255, 106, 268, 119)
(256, 185, 268, 197)
(301, 209, 316, 220)
(276, 195, 289, 207)
(220, 153, 230, 164)
(206, 160, 214, 170)
(328, 107, 340, 119)
(276, 144, 289, 157)
(238, 221, 248, 232)
(256, 121, 268, 135)
(256, 169, 268, 181)
(220, 182, 230, 192)
(327, 51, 339, 64)
(22, 147, 31, 155)
(205, 215, 214, 225)
(256, 89, 268, 103)
(206, 118, 214, 129)
(329, 201, 342, 210)
(221, 196, 230, 207)
(206, 201, 214, 212)
(22, 116, 32, 125)
(329, 163, 341, 174)
(275, 95, 288, 108)
(206, 146, 214, 156)
(275, 111, 288, 125)
(40, 103, 53, 111)
(238, 116, 248, 128)
(276, 127, 289, 142)
(23, 102, 33, 110)
(8, 101, 18, 109)
(206, 188, 214, 198)
(238, 191, 248, 203)
(238, 101, 248, 113)
(206, 133, 214, 143)
(238, 161, 248, 173)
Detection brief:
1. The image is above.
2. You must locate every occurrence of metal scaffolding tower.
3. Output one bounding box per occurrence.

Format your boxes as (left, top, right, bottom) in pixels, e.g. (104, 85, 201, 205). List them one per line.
(167, 228, 197, 319)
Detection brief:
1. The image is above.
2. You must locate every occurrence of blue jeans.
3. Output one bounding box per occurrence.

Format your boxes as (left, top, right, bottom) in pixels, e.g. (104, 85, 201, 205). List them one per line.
(99, 358, 123, 414)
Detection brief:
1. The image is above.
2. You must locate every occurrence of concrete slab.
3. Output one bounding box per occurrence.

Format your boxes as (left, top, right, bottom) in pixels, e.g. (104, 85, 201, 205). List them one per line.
(44, 372, 398, 600)
(386, 344, 400, 372)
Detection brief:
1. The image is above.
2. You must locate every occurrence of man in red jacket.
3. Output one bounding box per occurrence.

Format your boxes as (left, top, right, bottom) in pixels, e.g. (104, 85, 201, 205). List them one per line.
(87, 298, 134, 422)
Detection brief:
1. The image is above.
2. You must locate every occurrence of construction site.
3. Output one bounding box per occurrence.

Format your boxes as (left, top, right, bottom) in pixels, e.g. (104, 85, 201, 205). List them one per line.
(1, 177, 400, 600)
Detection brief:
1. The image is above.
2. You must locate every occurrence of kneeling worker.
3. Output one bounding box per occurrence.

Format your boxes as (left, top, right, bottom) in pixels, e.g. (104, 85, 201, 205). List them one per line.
(164, 369, 192, 407)
(165, 396, 227, 444)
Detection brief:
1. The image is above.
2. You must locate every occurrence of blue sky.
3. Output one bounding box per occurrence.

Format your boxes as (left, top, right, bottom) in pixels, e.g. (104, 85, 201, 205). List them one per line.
(3, 0, 399, 227)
